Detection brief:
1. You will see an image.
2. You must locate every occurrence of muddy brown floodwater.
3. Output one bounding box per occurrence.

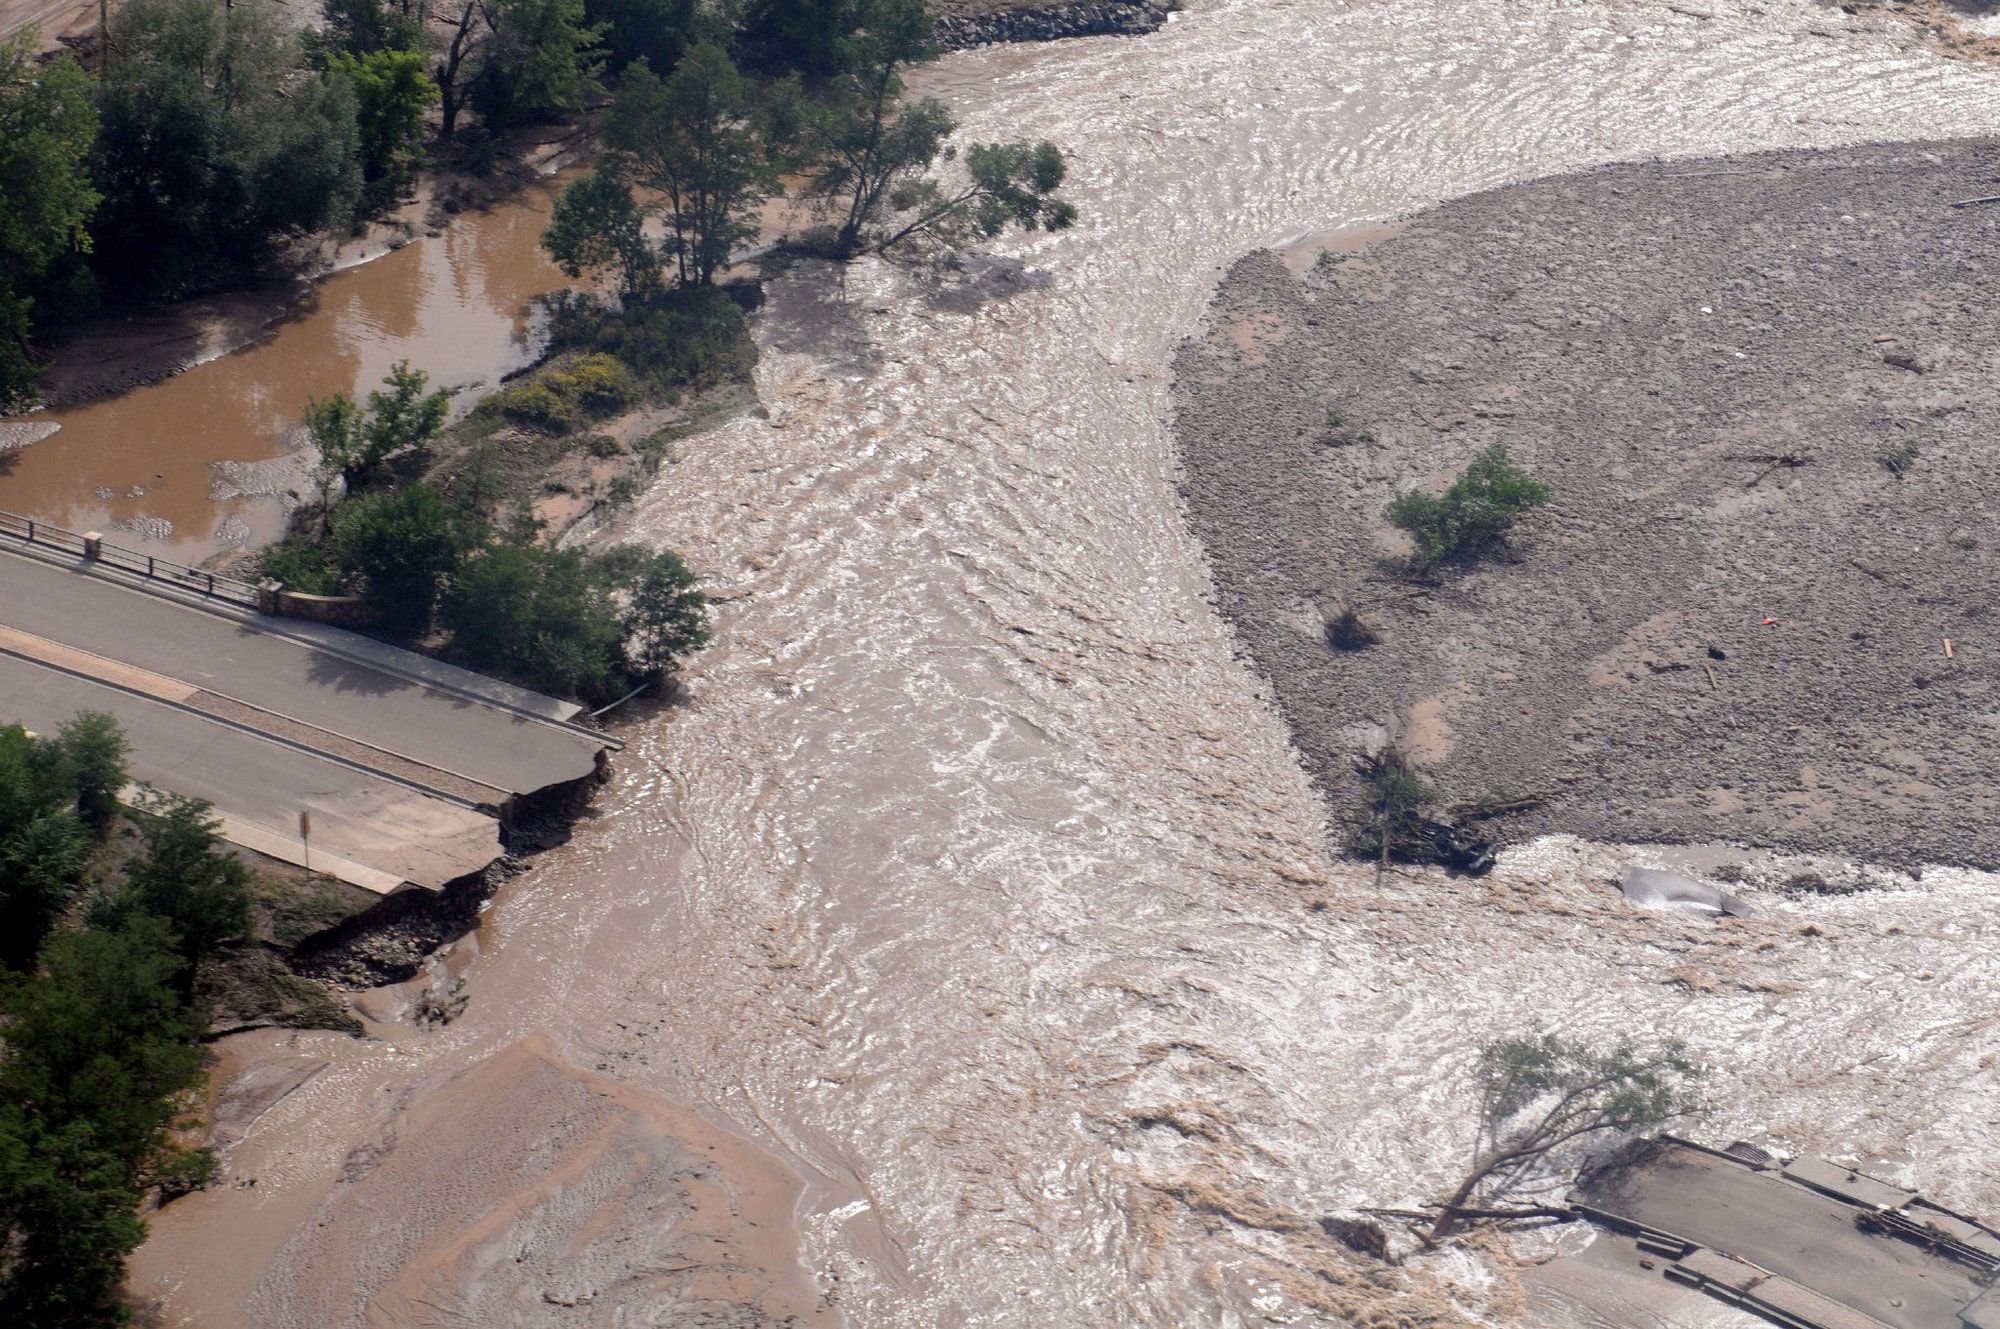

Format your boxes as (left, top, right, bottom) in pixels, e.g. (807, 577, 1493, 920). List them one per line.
(132, 2, 2000, 1326)
(0, 176, 573, 558)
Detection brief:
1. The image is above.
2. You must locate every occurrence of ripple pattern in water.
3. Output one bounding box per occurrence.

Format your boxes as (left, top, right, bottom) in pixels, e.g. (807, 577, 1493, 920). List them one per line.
(141, 2, 2000, 1326)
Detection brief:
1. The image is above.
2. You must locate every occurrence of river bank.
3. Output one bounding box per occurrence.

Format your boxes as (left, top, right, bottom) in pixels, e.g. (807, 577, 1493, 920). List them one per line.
(130, 2, 2000, 1327)
(1172, 138, 2000, 871)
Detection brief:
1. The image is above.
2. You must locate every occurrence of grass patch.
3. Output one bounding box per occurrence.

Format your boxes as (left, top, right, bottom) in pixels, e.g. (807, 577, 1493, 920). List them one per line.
(1878, 440, 1919, 476)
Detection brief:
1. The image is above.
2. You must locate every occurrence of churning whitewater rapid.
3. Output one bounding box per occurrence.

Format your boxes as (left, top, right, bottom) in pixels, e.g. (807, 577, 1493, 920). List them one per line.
(135, 2, 2000, 1325)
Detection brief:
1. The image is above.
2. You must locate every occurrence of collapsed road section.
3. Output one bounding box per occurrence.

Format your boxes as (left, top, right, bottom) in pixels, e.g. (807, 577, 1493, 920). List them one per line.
(0, 526, 617, 893)
(1558, 1136, 2000, 1329)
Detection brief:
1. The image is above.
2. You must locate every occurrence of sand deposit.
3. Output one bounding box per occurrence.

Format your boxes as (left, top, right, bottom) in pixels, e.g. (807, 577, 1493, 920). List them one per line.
(1174, 139, 2000, 869)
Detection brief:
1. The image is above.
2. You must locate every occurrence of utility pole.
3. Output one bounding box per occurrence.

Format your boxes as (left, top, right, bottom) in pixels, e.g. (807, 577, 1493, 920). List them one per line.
(299, 808, 312, 874)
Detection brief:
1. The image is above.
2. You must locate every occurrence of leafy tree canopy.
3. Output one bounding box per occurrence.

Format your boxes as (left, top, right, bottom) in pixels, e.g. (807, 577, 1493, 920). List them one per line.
(1429, 1033, 1703, 1241)
(603, 42, 772, 286)
(98, 792, 252, 977)
(468, 0, 607, 130)
(329, 483, 485, 636)
(0, 716, 127, 970)
(328, 47, 438, 189)
(0, 37, 99, 409)
(93, 0, 362, 297)
(542, 169, 660, 302)
(309, 360, 450, 496)
(0, 916, 209, 1326)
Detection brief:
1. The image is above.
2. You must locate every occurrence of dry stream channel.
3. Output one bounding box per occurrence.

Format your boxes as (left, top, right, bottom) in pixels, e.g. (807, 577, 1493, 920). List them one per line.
(78, 0, 2000, 1324)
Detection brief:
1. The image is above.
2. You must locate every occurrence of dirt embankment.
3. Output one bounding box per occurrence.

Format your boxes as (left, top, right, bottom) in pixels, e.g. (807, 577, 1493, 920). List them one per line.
(1173, 139, 2000, 869)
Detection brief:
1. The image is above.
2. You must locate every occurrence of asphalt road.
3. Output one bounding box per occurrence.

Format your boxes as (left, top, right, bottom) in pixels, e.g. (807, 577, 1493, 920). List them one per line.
(0, 653, 500, 888)
(1581, 1147, 1982, 1329)
(0, 549, 601, 796)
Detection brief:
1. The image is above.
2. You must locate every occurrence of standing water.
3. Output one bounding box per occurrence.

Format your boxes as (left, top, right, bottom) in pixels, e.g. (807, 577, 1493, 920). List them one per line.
(132, 2, 2000, 1326)
(0, 178, 572, 556)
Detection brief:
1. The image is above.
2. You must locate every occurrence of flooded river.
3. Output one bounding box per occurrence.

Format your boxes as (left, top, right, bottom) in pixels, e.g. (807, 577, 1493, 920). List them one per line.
(130, 1, 2000, 1325)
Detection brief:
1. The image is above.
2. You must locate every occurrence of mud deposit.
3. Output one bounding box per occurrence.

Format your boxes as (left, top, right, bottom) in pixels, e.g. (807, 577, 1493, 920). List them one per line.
(1175, 141, 2000, 869)
(134, 3, 2000, 1327)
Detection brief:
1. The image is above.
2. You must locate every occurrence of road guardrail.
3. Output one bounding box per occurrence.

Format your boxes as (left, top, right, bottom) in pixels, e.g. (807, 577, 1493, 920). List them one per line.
(0, 508, 262, 611)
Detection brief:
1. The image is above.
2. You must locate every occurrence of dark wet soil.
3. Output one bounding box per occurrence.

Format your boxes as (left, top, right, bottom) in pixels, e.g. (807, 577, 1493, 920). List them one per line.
(1172, 139, 2000, 870)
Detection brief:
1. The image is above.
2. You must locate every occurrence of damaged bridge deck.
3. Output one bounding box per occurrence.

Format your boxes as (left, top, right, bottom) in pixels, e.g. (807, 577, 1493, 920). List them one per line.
(1556, 1137, 2000, 1329)
(0, 533, 618, 892)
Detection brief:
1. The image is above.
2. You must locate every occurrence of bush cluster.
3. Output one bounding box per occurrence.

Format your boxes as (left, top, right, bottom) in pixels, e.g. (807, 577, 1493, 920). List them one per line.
(1385, 444, 1551, 572)
(494, 353, 639, 433)
(541, 287, 756, 398)
(261, 481, 709, 702)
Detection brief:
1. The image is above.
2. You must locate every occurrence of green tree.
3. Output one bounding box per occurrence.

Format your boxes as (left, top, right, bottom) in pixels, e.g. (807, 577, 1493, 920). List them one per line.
(318, 0, 426, 57)
(330, 484, 484, 635)
(604, 43, 772, 286)
(0, 812, 92, 972)
(600, 545, 710, 677)
(1429, 1034, 1703, 1242)
(1385, 444, 1551, 572)
(1345, 745, 1433, 885)
(0, 723, 98, 970)
(0, 1111, 147, 1329)
(0, 37, 100, 409)
(304, 392, 365, 516)
(587, 0, 699, 73)
(308, 360, 450, 495)
(795, 0, 1077, 257)
(328, 47, 438, 190)
(541, 169, 660, 301)
(93, 0, 362, 297)
(0, 917, 209, 1325)
(802, 0, 939, 256)
(43, 712, 128, 834)
(736, 0, 855, 79)
(870, 139, 1076, 253)
(108, 793, 252, 977)
(468, 0, 606, 130)
(440, 541, 626, 697)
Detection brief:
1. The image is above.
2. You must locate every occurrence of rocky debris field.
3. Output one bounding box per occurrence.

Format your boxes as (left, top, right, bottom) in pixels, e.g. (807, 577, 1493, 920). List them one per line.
(930, 0, 1166, 48)
(1173, 139, 2000, 869)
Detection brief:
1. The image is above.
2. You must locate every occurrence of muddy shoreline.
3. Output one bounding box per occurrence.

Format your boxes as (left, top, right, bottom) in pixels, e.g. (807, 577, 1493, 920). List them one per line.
(22, 127, 597, 413)
(1173, 137, 2000, 870)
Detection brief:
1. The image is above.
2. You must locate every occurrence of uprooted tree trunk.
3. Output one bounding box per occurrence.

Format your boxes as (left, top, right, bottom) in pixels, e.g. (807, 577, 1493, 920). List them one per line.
(1426, 1034, 1704, 1243)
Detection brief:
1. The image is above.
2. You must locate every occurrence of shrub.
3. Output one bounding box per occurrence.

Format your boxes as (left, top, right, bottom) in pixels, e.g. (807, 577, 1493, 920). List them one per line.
(1878, 441, 1919, 476)
(440, 542, 625, 699)
(1385, 444, 1550, 571)
(258, 536, 346, 594)
(495, 353, 637, 433)
(1326, 607, 1378, 651)
(328, 484, 485, 635)
(559, 287, 755, 395)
